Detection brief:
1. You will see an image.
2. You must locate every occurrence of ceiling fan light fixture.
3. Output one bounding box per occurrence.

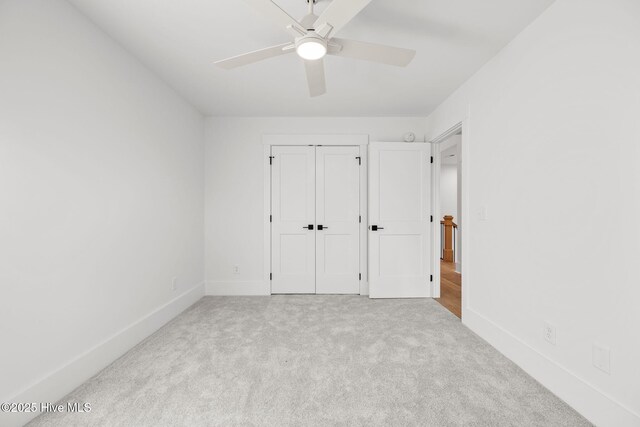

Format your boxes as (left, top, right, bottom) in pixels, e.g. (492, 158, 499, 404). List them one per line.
(214, 0, 416, 97)
(296, 33, 327, 61)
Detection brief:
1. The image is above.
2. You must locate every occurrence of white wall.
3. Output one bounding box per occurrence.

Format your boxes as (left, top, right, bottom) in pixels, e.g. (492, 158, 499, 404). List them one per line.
(440, 165, 458, 221)
(205, 117, 425, 295)
(425, 0, 640, 425)
(0, 1, 205, 424)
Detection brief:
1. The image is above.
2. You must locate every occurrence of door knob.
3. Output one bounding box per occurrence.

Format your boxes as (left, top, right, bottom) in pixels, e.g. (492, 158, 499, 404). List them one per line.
(370, 225, 384, 231)
(318, 225, 329, 230)
(303, 224, 314, 230)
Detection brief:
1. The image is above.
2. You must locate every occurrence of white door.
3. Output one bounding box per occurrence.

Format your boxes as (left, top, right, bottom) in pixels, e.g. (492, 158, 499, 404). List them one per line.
(315, 146, 360, 294)
(271, 146, 316, 294)
(369, 143, 432, 298)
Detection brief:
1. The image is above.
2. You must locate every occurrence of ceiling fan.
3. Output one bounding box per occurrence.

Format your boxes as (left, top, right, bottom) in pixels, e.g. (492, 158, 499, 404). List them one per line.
(214, 0, 416, 97)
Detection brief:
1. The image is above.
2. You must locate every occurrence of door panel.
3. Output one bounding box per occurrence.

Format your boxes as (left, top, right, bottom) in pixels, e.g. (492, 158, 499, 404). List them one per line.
(380, 151, 422, 221)
(323, 234, 352, 274)
(271, 146, 316, 294)
(369, 143, 431, 298)
(315, 146, 360, 294)
(280, 234, 310, 274)
(379, 235, 422, 276)
(279, 155, 310, 221)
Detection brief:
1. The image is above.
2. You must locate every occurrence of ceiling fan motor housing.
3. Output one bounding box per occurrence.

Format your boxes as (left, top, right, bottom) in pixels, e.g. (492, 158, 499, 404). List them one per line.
(295, 31, 328, 60)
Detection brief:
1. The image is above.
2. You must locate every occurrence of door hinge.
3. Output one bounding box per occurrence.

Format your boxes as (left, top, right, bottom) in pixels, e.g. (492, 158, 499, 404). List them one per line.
(270, 215, 272, 223)
(270, 273, 273, 281)
(430, 275, 433, 282)
(430, 156, 434, 164)
(359, 273, 362, 281)
(356, 156, 361, 165)
(430, 215, 433, 223)
(359, 215, 362, 223)
(269, 156, 274, 165)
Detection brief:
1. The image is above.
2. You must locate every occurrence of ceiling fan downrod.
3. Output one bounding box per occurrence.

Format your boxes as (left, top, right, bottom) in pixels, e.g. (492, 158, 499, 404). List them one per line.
(307, 0, 317, 20)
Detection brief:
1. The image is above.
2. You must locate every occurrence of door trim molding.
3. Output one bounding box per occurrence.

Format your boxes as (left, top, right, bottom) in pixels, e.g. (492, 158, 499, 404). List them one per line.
(263, 135, 369, 295)
(429, 120, 468, 319)
(263, 134, 369, 146)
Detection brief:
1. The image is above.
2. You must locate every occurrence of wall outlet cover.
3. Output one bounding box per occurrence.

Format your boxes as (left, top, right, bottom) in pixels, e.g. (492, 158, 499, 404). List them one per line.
(592, 344, 611, 374)
(479, 206, 488, 221)
(543, 322, 556, 345)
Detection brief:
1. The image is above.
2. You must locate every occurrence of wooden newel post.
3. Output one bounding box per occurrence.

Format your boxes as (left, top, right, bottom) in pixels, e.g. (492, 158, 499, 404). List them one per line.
(443, 215, 455, 262)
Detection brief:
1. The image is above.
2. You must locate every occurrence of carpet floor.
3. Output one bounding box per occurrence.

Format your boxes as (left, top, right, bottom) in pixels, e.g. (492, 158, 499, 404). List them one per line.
(29, 296, 590, 426)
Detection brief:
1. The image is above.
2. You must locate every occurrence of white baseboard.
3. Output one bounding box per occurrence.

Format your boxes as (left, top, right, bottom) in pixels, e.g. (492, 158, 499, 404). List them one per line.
(1, 283, 205, 427)
(206, 280, 269, 296)
(463, 308, 640, 427)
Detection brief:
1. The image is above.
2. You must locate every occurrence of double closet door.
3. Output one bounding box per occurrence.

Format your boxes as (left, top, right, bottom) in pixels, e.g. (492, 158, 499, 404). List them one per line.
(271, 145, 360, 294)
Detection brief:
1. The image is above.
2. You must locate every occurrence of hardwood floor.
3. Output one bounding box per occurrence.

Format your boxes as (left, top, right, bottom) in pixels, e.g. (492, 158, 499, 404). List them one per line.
(435, 261, 461, 318)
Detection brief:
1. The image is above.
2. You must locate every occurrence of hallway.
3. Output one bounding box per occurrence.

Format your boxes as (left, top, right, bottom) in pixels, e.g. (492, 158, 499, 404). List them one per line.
(436, 261, 461, 318)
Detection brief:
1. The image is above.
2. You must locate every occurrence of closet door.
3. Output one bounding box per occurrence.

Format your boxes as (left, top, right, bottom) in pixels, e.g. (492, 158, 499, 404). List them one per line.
(271, 146, 316, 294)
(315, 146, 360, 294)
(369, 142, 431, 298)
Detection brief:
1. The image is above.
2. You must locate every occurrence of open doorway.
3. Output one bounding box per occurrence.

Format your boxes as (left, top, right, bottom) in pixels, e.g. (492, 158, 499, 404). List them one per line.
(435, 130, 462, 318)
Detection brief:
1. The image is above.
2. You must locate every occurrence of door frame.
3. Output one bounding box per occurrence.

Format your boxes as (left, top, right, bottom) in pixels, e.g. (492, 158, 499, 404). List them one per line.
(263, 135, 370, 295)
(429, 121, 468, 320)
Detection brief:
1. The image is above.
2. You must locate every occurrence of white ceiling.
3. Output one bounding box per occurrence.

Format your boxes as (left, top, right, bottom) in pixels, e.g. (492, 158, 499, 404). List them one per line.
(67, 0, 554, 116)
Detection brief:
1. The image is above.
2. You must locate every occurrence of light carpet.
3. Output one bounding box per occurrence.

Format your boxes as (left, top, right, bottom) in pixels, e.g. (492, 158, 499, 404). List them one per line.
(29, 296, 590, 426)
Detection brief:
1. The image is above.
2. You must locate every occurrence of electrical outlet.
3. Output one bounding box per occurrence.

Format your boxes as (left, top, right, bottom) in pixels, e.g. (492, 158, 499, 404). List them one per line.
(592, 344, 611, 374)
(479, 205, 488, 221)
(543, 322, 556, 345)
(171, 277, 177, 291)
(233, 265, 240, 275)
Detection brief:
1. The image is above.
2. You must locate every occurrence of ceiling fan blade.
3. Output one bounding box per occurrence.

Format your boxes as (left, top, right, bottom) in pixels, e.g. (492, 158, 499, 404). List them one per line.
(313, 0, 373, 37)
(242, 0, 305, 35)
(330, 38, 416, 67)
(304, 59, 326, 97)
(215, 43, 293, 70)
